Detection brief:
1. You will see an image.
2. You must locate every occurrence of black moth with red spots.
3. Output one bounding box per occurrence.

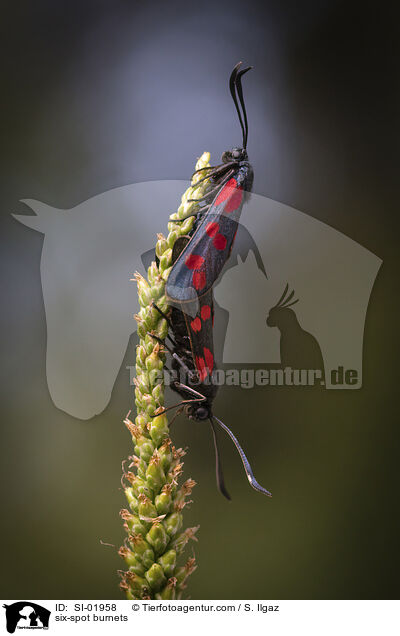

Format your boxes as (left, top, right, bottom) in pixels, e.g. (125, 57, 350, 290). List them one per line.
(154, 64, 271, 499)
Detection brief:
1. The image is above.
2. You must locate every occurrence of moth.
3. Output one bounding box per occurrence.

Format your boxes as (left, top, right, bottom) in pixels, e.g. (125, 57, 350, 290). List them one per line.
(151, 64, 271, 499)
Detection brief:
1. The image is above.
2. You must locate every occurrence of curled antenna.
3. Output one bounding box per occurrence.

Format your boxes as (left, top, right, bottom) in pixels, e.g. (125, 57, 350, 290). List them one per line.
(273, 283, 299, 309)
(209, 419, 231, 500)
(212, 415, 272, 497)
(229, 62, 252, 150)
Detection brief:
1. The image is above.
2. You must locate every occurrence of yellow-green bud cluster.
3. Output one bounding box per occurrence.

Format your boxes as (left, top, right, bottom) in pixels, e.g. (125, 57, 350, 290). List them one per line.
(119, 152, 212, 599)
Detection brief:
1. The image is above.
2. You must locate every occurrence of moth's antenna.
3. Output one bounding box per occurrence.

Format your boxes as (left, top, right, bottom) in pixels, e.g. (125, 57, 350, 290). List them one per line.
(209, 419, 231, 500)
(229, 63, 246, 148)
(235, 65, 252, 149)
(229, 62, 252, 150)
(212, 416, 272, 497)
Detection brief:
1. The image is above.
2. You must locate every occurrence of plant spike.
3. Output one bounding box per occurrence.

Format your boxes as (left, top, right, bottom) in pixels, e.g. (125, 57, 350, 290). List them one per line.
(119, 152, 213, 600)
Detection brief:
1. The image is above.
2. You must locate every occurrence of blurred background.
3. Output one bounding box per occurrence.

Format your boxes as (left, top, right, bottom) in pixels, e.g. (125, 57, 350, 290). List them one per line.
(0, 0, 398, 599)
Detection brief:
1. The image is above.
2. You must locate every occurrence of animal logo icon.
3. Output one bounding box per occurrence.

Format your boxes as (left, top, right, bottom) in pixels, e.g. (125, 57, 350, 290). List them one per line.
(266, 284, 324, 375)
(3, 602, 50, 633)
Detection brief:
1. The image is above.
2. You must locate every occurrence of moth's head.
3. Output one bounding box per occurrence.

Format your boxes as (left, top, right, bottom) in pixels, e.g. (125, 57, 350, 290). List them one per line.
(186, 404, 210, 421)
(221, 147, 248, 163)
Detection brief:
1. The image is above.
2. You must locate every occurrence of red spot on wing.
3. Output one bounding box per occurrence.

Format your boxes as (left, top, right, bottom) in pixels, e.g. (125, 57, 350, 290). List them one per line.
(193, 270, 206, 291)
(225, 186, 243, 213)
(195, 356, 207, 382)
(201, 305, 211, 321)
(215, 178, 237, 205)
(191, 317, 202, 333)
(215, 178, 243, 214)
(204, 347, 214, 372)
(206, 222, 219, 237)
(213, 233, 227, 251)
(185, 254, 205, 270)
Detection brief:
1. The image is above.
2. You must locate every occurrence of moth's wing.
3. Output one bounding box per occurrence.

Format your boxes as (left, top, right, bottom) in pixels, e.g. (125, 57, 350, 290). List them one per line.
(182, 289, 216, 383)
(166, 169, 250, 303)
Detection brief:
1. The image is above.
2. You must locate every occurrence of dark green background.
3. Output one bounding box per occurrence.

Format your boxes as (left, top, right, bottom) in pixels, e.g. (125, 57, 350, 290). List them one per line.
(0, 0, 398, 599)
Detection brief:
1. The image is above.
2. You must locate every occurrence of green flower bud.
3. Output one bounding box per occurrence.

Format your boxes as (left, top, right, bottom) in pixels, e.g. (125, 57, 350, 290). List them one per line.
(135, 413, 149, 432)
(154, 318, 168, 340)
(137, 345, 147, 366)
(136, 322, 146, 340)
(151, 381, 164, 402)
(145, 563, 167, 592)
(124, 488, 139, 513)
(155, 485, 173, 515)
(138, 286, 154, 308)
(135, 437, 155, 464)
(138, 494, 158, 520)
(155, 296, 168, 314)
(145, 350, 163, 372)
(144, 334, 155, 354)
(131, 477, 153, 499)
(147, 262, 159, 281)
(128, 573, 150, 597)
(146, 454, 166, 494)
(158, 440, 173, 473)
(157, 549, 176, 578)
(180, 217, 195, 234)
(167, 231, 178, 248)
(146, 521, 169, 555)
(151, 280, 165, 301)
(161, 266, 172, 282)
(137, 372, 150, 394)
(159, 248, 172, 270)
(163, 511, 183, 537)
(142, 395, 157, 417)
(129, 534, 155, 570)
(128, 560, 146, 577)
(149, 414, 169, 446)
(156, 235, 168, 258)
(134, 272, 150, 293)
(120, 509, 149, 536)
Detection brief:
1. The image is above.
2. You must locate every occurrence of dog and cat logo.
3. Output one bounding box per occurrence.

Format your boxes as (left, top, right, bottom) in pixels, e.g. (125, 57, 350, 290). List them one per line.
(2, 603, 50, 633)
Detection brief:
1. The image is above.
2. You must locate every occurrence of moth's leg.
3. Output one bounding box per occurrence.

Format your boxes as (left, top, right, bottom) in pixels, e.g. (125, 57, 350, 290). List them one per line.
(147, 331, 177, 352)
(169, 205, 210, 224)
(173, 383, 206, 401)
(191, 164, 220, 177)
(168, 214, 198, 224)
(190, 161, 235, 180)
(191, 162, 236, 187)
(147, 333, 194, 378)
(151, 382, 206, 418)
(152, 302, 172, 327)
(152, 395, 203, 418)
(188, 168, 235, 203)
